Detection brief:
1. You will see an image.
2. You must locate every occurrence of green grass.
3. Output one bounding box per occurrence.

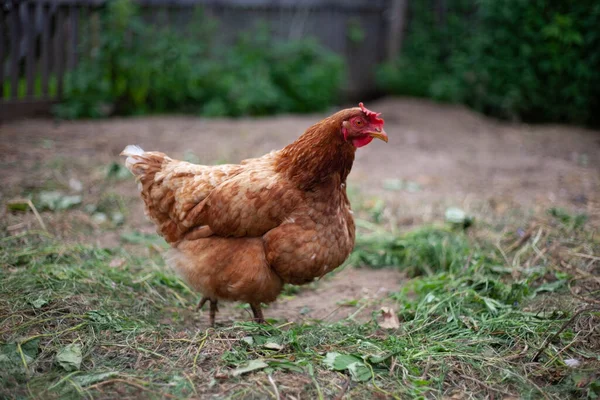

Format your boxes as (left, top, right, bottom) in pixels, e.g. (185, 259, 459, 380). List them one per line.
(1, 211, 599, 399)
(3, 75, 58, 99)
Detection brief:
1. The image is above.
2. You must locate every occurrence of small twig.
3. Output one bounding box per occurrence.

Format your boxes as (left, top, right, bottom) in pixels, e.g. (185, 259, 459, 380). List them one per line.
(87, 379, 176, 398)
(193, 329, 210, 374)
(506, 228, 533, 252)
(308, 364, 323, 400)
(504, 344, 529, 361)
(420, 356, 432, 379)
(389, 356, 397, 376)
(26, 199, 47, 231)
(531, 307, 600, 362)
(495, 243, 510, 266)
(333, 378, 350, 400)
(461, 375, 513, 397)
(570, 252, 600, 262)
(561, 260, 600, 284)
(366, 362, 401, 400)
(543, 331, 582, 368)
(568, 280, 600, 305)
(267, 375, 281, 400)
(16, 343, 30, 377)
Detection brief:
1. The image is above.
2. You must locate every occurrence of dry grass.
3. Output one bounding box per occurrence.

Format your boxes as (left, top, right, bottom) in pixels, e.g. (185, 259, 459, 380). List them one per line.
(1, 201, 599, 399)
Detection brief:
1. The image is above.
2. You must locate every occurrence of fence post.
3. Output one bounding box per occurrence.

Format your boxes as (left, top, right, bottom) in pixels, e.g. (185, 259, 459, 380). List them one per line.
(386, 0, 408, 62)
(9, 1, 19, 99)
(0, 3, 4, 99)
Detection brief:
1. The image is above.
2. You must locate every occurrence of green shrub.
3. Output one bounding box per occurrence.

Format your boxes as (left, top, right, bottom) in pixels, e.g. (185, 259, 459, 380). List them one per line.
(54, 0, 344, 119)
(377, 0, 600, 126)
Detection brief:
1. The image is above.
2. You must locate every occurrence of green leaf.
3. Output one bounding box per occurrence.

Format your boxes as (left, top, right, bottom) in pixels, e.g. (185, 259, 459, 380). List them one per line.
(6, 200, 29, 212)
(231, 359, 268, 376)
(29, 297, 49, 309)
(106, 162, 131, 180)
(56, 343, 83, 372)
(535, 280, 566, 294)
(241, 336, 254, 346)
(268, 360, 304, 373)
(37, 191, 82, 211)
(21, 339, 40, 362)
(368, 353, 392, 364)
(0, 339, 40, 375)
(323, 352, 362, 371)
(73, 371, 119, 387)
(347, 361, 372, 382)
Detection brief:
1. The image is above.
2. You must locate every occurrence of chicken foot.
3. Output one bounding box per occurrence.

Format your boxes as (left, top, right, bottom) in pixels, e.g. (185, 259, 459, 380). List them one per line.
(250, 303, 266, 324)
(197, 296, 219, 327)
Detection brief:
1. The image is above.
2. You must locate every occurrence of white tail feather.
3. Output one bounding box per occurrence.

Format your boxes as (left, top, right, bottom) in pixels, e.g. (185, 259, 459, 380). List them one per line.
(121, 145, 145, 172)
(121, 145, 145, 157)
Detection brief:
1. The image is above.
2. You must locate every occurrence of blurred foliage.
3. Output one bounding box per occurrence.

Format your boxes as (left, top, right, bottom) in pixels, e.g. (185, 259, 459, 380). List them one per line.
(54, 0, 344, 119)
(377, 0, 600, 126)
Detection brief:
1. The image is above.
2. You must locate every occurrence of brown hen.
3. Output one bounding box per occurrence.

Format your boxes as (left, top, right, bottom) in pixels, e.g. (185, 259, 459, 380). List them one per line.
(121, 103, 387, 325)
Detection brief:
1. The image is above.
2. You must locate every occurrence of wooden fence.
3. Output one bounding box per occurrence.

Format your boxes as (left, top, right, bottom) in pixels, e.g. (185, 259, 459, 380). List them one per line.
(0, 0, 400, 121)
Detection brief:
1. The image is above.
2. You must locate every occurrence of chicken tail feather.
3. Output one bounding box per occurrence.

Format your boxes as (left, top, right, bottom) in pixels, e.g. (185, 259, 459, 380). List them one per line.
(121, 145, 148, 174)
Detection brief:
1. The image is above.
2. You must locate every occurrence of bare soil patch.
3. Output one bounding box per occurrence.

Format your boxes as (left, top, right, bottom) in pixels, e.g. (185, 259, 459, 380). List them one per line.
(1, 97, 599, 320)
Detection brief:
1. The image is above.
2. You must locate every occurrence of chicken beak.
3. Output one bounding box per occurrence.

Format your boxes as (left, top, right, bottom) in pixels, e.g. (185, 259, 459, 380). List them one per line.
(368, 129, 388, 143)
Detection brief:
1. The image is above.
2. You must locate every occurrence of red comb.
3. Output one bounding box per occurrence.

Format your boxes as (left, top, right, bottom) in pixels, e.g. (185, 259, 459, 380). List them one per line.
(359, 102, 384, 124)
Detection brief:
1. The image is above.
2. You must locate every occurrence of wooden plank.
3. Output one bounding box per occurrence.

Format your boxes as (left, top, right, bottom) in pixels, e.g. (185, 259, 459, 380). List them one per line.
(68, 5, 79, 69)
(9, 1, 19, 99)
(41, 3, 51, 97)
(25, 3, 36, 98)
(386, 0, 408, 61)
(55, 6, 65, 98)
(0, 5, 5, 99)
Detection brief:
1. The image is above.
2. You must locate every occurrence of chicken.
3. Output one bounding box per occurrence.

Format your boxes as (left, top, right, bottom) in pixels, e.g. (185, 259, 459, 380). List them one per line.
(121, 103, 387, 325)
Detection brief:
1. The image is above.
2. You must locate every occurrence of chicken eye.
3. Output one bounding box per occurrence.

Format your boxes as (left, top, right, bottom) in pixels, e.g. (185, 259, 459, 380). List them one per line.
(354, 119, 364, 127)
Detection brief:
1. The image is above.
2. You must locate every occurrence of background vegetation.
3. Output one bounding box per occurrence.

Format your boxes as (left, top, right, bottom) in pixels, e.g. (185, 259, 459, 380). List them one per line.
(55, 0, 344, 119)
(54, 0, 600, 126)
(377, 0, 600, 126)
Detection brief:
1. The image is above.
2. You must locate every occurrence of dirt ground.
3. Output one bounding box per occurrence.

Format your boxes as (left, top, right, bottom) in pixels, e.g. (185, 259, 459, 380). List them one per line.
(1, 97, 599, 323)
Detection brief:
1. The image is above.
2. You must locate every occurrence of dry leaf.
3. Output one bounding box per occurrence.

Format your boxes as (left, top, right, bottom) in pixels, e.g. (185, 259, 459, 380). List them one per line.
(379, 307, 400, 329)
(109, 258, 126, 268)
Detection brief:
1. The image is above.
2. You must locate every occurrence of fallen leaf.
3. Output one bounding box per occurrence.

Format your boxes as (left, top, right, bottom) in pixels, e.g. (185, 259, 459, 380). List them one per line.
(37, 191, 82, 211)
(109, 258, 125, 268)
(69, 178, 83, 192)
(347, 361, 371, 381)
(73, 371, 119, 387)
(241, 336, 254, 346)
(263, 342, 283, 351)
(565, 358, 581, 368)
(445, 207, 467, 224)
(30, 297, 48, 309)
(231, 359, 268, 376)
(323, 352, 362, 371)
(92, 212, 108, 224)
(6, 200, 29, 212)
(56, 343, 82, 371)
(379, 307, 400, 329)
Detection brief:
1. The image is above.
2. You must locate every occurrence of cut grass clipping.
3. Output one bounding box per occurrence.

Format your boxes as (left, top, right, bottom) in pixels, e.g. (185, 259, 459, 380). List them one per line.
(1, 212, 599, 399)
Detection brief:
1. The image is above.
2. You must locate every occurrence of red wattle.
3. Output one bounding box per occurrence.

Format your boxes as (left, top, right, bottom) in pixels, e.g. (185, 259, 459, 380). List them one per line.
(352, 136, 374, 148)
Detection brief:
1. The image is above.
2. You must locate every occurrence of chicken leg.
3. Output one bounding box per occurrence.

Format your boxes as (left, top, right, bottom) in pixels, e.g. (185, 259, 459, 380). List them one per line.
(250, 303, 266, 324)
(197, 296, 219, 327)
